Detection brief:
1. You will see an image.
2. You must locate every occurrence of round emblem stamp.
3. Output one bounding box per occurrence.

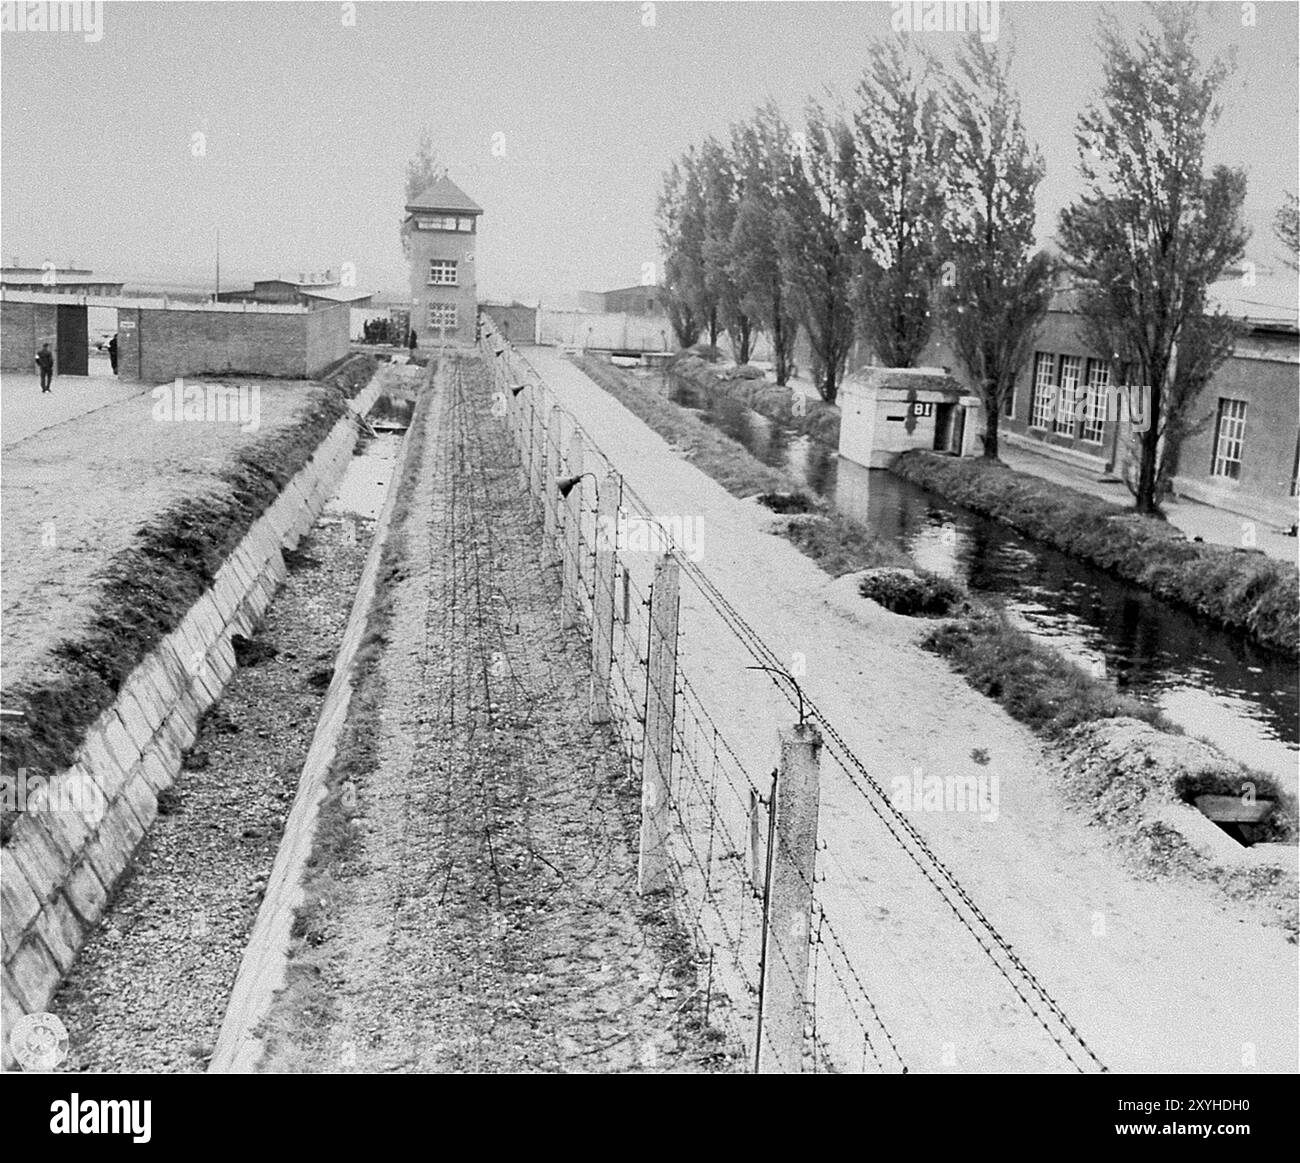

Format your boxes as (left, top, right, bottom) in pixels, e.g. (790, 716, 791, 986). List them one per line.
(9, 1011, 69, 1071)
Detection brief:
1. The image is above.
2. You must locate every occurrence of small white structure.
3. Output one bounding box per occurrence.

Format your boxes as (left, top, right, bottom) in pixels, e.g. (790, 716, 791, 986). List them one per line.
(838, 367, 982, 468)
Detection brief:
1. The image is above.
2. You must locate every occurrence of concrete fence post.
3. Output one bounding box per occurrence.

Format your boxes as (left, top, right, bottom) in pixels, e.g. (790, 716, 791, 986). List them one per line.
(590, 471, 620, 725)
(544, 404, 564, 557)
(530, 398, 545, 515)
(638, 552, 680, 895)
(755, 721, 823, 1075)
(562, 432, 585, 629)
(523, 398, 537, 495)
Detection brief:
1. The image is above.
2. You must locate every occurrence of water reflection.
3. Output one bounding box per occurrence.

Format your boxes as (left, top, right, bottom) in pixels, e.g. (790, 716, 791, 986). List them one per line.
(661, 372, 1298, 783)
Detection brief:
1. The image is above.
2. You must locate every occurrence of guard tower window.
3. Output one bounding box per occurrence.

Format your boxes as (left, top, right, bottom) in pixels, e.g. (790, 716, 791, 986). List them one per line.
(428, 260, 458, 286)
(427, 303, 458, 332)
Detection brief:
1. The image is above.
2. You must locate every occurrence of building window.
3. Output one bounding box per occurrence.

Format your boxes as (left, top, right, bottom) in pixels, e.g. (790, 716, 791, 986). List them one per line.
(427, 260, 458, 286)
(427, 303, 458, 332)
(1211, 398, 1247, 480)
(1081, 359, 1109, 443)
(1053, 355, 1082, 435)
(1029, 352, 1056, 430)
(456, 217, 473, 231)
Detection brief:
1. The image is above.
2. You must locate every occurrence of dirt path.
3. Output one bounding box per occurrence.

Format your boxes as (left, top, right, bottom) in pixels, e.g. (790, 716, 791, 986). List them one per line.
(521, 345, 1298, 1075)
(259, 353, 734, 1074)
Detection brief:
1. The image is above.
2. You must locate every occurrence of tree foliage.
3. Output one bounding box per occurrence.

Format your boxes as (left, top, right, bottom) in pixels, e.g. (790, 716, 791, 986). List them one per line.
(1058, 6, 1248, 513)
(401, 129, 445, 259)
(941, 39, 1055, 460)
(851, 41, 949, 369)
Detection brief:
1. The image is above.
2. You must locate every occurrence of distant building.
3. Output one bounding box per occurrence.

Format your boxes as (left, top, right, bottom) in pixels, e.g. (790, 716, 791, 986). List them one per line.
(0, 265, 124, 296)
(402, 175, 482, 344)
(217, 271, 373, 309)
(921, 273, 1300, 526)
(578, 284, 665, 316)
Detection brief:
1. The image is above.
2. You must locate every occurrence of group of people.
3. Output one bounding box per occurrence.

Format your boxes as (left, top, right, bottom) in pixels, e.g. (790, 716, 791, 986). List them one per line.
(361, 317, 417, 349)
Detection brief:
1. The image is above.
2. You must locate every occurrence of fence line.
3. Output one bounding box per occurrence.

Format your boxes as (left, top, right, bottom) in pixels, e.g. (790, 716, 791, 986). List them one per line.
(474, 315, 1106, 1075)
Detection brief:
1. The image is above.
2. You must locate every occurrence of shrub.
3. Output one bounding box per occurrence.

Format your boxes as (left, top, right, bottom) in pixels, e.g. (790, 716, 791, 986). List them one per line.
(920, 609, 1167, 738)
(857, 567, 968, 617)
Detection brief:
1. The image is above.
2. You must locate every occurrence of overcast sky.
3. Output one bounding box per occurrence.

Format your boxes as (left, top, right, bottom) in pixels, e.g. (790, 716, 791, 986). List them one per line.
(2, 1, 1296, 304)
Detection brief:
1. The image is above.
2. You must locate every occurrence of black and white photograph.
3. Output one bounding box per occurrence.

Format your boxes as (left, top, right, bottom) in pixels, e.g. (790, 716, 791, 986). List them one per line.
(0, 0, 1297, 1129)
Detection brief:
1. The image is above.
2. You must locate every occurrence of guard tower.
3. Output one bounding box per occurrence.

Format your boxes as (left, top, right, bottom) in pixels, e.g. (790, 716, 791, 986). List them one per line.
(402, 175, 483, 345)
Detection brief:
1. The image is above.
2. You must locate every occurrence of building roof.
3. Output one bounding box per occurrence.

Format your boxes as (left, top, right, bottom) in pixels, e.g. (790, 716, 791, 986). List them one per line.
(298, 286, 374, 304)
(405, 175, 483, 215)
(1049, 274, 1298, 334)
(1, 266, 93, 277)
(0, 269, 123, 287)
(841, 366, 965, 397)
(1207, 276, 1298, 332)
(597, 284, 662, 298)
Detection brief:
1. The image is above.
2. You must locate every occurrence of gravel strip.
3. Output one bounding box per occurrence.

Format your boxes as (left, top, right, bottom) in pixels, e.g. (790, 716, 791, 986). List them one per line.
(49, 509, 374, 1073)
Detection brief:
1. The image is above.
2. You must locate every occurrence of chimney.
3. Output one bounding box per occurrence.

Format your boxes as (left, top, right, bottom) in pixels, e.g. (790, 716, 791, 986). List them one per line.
(298, 272, 305, 283)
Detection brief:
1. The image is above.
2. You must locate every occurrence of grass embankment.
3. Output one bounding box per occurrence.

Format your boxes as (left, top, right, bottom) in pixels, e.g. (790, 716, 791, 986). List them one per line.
(667, 353, 841, 446)
(0, 354, 378, 837)
(574, 354, 1295, 852)
(893, 450, 1299, 658)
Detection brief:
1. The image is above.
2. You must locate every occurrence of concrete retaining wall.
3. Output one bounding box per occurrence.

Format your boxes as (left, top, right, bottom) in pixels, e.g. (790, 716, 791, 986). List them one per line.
(0, 371, 384, 1067)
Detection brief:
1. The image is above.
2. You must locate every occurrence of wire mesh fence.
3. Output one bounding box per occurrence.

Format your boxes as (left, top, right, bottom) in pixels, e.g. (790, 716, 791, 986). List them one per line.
(474, 316, 1107, 1076)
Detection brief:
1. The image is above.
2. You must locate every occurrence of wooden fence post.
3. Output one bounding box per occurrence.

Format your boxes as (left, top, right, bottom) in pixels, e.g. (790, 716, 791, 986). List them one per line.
(755, 721, 822, 1074)
(638, 552, 680, 895)
(562, 432, 585, 629)
(590, 471, 620, 724)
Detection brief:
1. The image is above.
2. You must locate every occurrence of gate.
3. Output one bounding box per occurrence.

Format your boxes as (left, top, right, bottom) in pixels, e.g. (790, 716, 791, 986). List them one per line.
(56, 305, 89, 375)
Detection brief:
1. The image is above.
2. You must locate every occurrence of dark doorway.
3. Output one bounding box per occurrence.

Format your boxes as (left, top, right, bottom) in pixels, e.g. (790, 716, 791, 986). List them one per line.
(56, 305, 89, 375)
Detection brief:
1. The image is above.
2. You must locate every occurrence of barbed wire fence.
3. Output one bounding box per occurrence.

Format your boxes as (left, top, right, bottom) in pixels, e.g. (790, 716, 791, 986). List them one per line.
(474, 316, 1107, 1076)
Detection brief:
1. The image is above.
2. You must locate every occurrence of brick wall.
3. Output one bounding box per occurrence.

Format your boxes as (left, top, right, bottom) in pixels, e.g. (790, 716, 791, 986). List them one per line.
(113, 303, 350, 383)
(1, 301, 57, 372)
(303, 305, 351, 374)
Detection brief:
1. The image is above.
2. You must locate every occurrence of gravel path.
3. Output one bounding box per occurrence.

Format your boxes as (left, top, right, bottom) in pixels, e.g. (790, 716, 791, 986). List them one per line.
(258, 353, 736, 1074)
(48, 512, 373, 1072)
